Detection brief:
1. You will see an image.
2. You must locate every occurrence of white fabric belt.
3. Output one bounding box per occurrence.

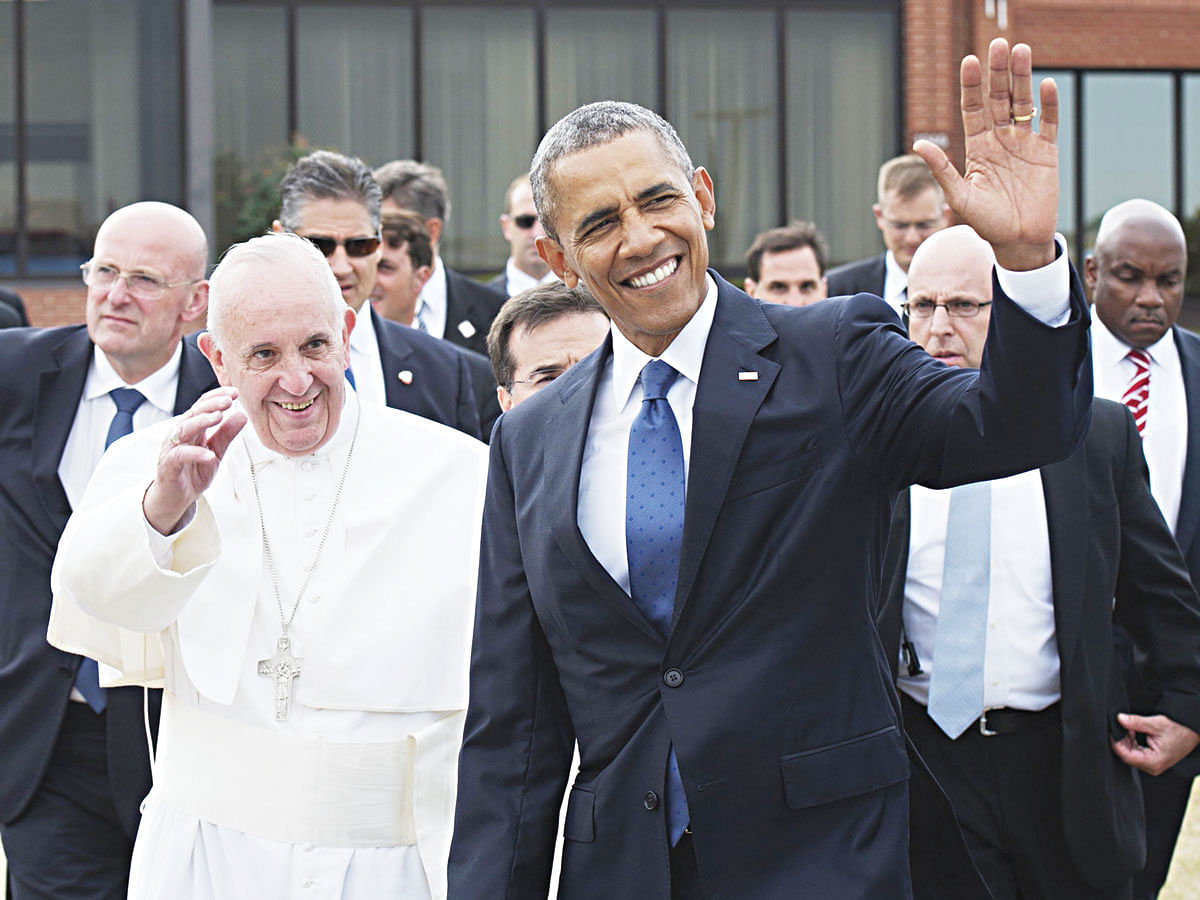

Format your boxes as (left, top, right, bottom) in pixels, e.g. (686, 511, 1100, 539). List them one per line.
(154, 693, 417, 847)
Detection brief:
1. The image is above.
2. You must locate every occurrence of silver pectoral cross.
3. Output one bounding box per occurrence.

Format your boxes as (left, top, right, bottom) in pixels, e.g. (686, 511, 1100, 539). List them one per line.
(257, 634, 302, 720)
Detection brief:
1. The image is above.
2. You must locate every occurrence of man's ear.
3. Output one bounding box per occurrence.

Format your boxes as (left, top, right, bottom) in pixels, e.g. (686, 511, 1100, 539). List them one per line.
(743, 277, 759, 298)
(692, 167, 716, 231)
(1083, 254, 1098, 293)
(872, 204, 886, 231)
(536, 235, 579, 288)
(413, 264, 433, 294)
(181, 281, 209, 324)
(198, 332, 232, 387)
(425, 217, 444, 249)
(271, 219, 284, 233)
(341, 306, 356, 367)
(497, 384, 514, 413)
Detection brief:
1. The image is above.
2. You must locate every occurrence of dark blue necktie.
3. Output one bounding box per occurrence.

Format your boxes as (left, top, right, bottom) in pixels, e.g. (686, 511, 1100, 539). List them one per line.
(626, 359, 689, 844)
(345, 366, 356, 390)
(75, 388, 147, 713)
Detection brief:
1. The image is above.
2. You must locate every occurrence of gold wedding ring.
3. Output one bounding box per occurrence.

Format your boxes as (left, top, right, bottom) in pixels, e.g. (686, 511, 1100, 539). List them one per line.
(1011, 108, 1037, 124)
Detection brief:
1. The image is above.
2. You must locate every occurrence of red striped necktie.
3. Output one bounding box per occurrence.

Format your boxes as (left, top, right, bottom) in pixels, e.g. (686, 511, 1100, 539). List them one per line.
(1123, 348, 1151, 436)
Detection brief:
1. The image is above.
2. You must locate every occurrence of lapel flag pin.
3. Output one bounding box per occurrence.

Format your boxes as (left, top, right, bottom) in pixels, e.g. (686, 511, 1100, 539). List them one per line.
(738, 371, 759, 381)
(457, 320, 477, 339)
(398, 370, 414, 385)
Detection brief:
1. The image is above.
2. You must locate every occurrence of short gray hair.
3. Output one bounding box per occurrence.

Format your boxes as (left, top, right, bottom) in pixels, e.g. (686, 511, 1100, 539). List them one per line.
(531, 101, 694, 242)
(278, 150, 382, 232)
(373, 160, 450, 225)
(207, 232, 345, 351)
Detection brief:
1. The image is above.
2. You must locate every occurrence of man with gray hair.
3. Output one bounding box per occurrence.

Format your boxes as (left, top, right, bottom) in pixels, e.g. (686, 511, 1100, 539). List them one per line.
(374, 159, 506, 356)
(47, 231, 488, 900)
(452, 39, 1094, 900)
(274, 150, 485, 439)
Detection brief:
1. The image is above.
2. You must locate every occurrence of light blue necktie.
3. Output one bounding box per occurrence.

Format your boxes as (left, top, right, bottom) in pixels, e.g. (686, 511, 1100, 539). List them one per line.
(626, 359, 690, 845)
(75, 388, 147, 713)
(926, 481, 992, 739)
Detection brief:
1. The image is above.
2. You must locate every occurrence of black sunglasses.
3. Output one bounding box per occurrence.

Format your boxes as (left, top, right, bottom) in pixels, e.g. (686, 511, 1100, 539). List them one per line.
(299, 234, 381, 258)
(511, 214, 539, 230)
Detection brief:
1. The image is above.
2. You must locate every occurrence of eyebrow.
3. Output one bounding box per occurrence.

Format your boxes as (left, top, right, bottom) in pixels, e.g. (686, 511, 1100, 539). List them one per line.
(574, 182, 678, 238)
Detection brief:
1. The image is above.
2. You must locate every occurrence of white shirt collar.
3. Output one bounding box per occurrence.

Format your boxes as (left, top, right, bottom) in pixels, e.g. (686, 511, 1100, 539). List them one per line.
(349, 300, 379, 357)
(86, 341, 183, 414)
(610, 273, 718, 412)
(505, 258, 559, 296)
(1092, 316, 1180, 374)
(883, 251, 908, 305)
(418, 255, 447, 318)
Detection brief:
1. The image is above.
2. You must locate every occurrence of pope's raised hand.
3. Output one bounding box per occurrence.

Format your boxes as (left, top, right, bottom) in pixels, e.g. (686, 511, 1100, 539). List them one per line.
(914, 38, 1059, 271)
(143, 387, 247, 536)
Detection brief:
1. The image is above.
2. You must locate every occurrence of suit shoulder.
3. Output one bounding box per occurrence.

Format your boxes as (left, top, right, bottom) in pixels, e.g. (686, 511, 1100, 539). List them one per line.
(446, 268, 506, 308)
(376, 315, 463, 370)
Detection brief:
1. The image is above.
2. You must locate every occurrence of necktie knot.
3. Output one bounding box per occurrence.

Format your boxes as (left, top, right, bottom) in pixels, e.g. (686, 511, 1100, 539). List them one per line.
(640, 359, 678, 402)
(110, 387, 147, 415)
(1126, 348, 1151, 372)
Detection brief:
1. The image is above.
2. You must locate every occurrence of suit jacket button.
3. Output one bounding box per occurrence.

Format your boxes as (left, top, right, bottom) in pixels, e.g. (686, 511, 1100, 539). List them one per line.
(643, 791, 660, 810)
(663, 668, 684, 688)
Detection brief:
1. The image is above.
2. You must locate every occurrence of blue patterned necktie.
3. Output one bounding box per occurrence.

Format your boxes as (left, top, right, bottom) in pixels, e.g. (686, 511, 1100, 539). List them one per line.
(626, 359, 690, 844)
(75, 388, 147, 713)
(926, 481, 992, 738)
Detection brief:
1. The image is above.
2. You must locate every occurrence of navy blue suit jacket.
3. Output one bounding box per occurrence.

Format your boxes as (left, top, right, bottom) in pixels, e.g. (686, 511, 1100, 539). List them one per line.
(449, 270, 1093, 899)
(825, 252, 887, 299)
(443, 267, 506, 357)
(0, 326, 218, 836)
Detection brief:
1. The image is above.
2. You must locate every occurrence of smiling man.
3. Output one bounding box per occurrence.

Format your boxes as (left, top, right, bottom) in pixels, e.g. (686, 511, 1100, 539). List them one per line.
(450, 40, 1097, 900)
(48, 231, 487, 900)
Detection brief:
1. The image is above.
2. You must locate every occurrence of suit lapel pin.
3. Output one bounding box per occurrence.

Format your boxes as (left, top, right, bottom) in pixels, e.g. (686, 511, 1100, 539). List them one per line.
(738, 371, 759, 382)
(398, 370, 414, 385)
(457, 320, 477, 339)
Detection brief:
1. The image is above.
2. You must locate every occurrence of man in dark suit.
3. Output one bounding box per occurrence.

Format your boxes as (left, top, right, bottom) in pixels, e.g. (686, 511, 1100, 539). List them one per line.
(450, 41, 1092, 899)
(273, 150, 488, 439)
(825, 153, 950, 317)
(373, 159, 506, 356)
(0, 286, 28, 327)
(488, 173, 560, 299)
(1084, 198, 1200, 900)
(876, 224, 1200, 900)
(0, 202, 218, 899)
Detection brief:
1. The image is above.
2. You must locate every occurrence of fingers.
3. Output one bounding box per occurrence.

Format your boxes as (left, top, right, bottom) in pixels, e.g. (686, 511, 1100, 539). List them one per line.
(1117, 712, 1157, 735)
(1008, 43, 1035, 131)
(959, 53, 987, 139)
(207, 410, 248, 461)
(985, 38, 1013, 133)
(1037, 77, 1059, 143)
(912, 140, 969, 217)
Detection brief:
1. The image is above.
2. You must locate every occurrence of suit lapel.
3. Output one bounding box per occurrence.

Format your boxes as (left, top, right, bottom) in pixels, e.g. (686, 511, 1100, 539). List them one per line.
(545, 339, 662, 640)
(373, 307, 419, 412)
(877, 491, 912, 670)
(672, 278, 779, 629)
(1041, 454, 1089, 673)
(173, 338, 218, 413)
(1173, 327, 1200, 554)
(33, 328, 92, 523)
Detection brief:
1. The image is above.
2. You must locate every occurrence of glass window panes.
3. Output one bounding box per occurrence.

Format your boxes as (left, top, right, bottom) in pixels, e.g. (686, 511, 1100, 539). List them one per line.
(0, 2, 15, 274)
(1185, 74, 1200, 219)
(545, 8, 657, 123)
(667, 8, 778, 271)
(421, 6, 536, 272)
(296, 6, 415, 169)
(786, 8, 898, 267)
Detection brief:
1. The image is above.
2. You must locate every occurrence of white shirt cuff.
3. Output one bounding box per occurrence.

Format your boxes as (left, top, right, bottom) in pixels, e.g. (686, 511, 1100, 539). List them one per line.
(144, 503, 198, 568)
(994, 234, 1071, 327)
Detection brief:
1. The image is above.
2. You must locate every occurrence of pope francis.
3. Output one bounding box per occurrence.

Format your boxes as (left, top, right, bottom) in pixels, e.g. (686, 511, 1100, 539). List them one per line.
(48, 231, 488, 900)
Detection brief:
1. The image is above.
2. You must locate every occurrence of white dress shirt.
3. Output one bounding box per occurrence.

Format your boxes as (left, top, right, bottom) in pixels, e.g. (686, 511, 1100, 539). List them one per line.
(898, 472, 1061, 712)
(882, 250, 908, 318)
(348, 304, 386, 406)
(1091, 318, 1186, 531)
(414, 256, 449, 340)
(504, 258, 559, 298)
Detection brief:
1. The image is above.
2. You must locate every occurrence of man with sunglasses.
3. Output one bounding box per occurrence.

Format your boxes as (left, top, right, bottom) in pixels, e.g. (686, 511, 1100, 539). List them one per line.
(876, 224, 1200, 900)
(826, 153, 951, 318)
(489, 173, 560, 299)
(273, 151, 484, 440)
(0, 201, 218, 899)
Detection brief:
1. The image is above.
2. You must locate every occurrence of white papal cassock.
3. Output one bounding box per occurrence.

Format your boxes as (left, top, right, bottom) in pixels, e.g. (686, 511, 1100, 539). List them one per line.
(48, 391, 487, 900)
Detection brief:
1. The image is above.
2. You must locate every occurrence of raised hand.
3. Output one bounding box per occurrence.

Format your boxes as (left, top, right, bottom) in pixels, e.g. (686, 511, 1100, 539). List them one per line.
(143, 387, 247, 535)
(914, 38, 1059, 271)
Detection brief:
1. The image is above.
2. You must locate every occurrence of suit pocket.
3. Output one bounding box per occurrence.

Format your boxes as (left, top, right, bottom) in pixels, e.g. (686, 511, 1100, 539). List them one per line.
(563, 785, 595, 842)
(726, 440, 822, 502)
(780, 724, 909, 809)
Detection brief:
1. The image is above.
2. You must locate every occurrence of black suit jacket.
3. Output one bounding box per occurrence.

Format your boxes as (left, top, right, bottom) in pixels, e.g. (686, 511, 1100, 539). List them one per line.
(449, 271, 1093, 900)
(486, 270, 508, 297)
(443, 266, 506, 356)
(878, 398, 1200, 888)
(0, 326, 218, 836)
(826, 252, 887, 299)
(0, 286, 30, 326)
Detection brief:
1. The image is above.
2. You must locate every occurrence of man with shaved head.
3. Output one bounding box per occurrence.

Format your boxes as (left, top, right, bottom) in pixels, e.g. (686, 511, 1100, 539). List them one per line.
(878, 225, 1200, 900)
(1085, 199, 1200, 900)
(0, 201, 217, 898)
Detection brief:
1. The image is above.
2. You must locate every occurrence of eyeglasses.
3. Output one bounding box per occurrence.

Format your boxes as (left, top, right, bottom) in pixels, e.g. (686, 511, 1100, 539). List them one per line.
(81, 261, 199, 301)
(510, 214, 539, 230)
(509, 367, 565, 389)
(297, 233, 381, 258)
(881, 217, 942, 234)
(902, 299, 993, 318)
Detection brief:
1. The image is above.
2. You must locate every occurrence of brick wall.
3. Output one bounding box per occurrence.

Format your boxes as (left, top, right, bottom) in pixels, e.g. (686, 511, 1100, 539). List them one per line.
(7, 284, 86, 328)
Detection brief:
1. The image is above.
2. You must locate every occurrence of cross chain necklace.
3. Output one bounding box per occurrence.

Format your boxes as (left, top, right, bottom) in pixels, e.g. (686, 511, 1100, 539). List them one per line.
(248, 407, 360, 719)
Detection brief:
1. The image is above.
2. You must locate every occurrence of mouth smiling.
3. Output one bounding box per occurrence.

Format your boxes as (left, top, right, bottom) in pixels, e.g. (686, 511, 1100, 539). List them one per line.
(625, 256, 679, 289)
(278, 398, 315, 411)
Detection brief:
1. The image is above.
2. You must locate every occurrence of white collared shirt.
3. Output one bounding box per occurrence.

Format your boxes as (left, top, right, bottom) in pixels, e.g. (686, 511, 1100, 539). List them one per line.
(348, 304, 386, 406)
(577, 275, 718, 595)
(58, 343, 181, 510)
(414, 256, 448, 340)
(1091, 319, 1186, 531)
(882, 251, 908, 318)
(899, 472, 1061, 711)
(504, 258, 559, 297)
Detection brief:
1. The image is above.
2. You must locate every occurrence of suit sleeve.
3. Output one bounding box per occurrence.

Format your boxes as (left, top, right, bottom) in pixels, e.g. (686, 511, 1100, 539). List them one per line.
(1111, 408, 1200, 738)
(836, 266, 1093, 492)
(453, 351, 484, 441)
(448, 418, 575, 899)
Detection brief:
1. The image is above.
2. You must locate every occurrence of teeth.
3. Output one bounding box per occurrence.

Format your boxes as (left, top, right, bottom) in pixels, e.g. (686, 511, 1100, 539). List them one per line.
(628, 258, 678, 288)
(279, 398, 315, 411)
